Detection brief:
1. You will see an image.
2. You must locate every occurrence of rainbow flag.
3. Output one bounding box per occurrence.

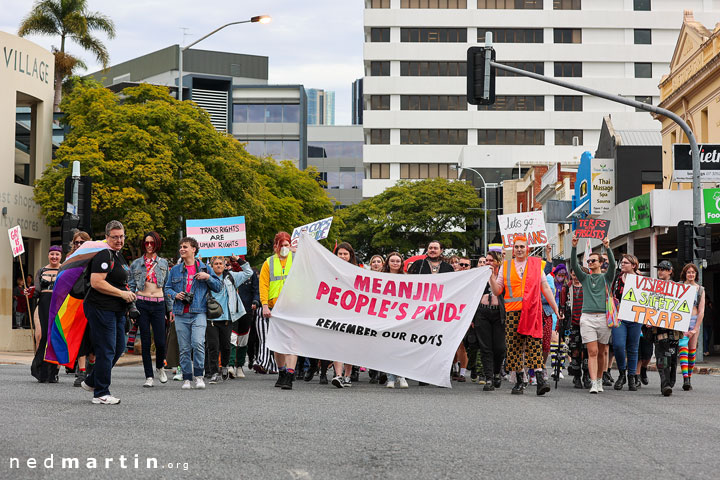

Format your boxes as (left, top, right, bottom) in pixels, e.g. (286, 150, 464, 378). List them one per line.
(45, 241, 110, 367)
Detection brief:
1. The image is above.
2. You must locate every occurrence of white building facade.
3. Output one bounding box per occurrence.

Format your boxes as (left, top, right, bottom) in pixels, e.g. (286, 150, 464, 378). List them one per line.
(362, 0, 720, 200)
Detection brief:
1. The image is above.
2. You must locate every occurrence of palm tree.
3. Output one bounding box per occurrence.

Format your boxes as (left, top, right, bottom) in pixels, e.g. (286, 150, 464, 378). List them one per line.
(18, 0, 115, 111)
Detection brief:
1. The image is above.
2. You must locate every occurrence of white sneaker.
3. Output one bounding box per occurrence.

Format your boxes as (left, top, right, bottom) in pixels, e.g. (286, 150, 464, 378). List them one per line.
(195, 377, 206, 389)
(386, 379, 395, 389)
(80, 380, 94, 392)
(173, 366, 183, 381)
(589, 380, 599, 394)
(598, 380, 604, 393)
(182, 380, 192, 390)
(143, 377, 154, 388)
(91, 395, 120, 405)
(235, 366, 245, 378)
(156, 368, 167, 383)
(398, 377, 409, 389)
(228, 367, 236, 379)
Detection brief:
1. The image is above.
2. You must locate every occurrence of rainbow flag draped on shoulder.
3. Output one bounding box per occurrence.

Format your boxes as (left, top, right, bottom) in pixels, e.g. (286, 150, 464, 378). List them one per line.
(45, 241, 110, 367)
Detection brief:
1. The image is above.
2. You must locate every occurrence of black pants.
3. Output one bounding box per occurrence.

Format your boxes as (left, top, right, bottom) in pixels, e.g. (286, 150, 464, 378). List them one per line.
(136, 299, 167, 379)
(205, 320, 232, 375)
(474, 307, 506, 380)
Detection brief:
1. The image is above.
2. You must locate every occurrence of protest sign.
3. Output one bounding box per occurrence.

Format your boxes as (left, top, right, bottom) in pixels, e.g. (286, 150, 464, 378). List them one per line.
(575, 218, 610, 239)
(617, 274, 697, 332)
(498, 211, 548, 248)
(266, 233, 490, 387)
(186, 216, 247, 257)
(8, 225, 24, 257)
(290, 216, 333, 247)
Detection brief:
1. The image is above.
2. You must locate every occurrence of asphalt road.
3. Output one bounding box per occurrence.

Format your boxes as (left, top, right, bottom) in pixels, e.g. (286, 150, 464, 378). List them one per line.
(1, 364, 719, 480)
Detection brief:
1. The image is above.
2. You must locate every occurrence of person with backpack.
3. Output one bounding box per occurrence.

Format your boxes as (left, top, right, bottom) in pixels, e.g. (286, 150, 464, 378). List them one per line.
(206, 255, 253, 383)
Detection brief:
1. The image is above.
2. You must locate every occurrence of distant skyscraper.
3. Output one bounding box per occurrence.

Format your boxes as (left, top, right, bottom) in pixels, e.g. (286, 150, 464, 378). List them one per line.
(307, 88, 335, 125)
(352, 78, 363, 125)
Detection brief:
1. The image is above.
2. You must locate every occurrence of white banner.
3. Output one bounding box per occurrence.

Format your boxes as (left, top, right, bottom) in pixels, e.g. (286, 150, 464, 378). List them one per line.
(266, 233, 490, 387)
(498, 210, 548, 248)
(290, 216, 333, 247)
(8, 225, 24, 257)
(617, 274, 697, 332)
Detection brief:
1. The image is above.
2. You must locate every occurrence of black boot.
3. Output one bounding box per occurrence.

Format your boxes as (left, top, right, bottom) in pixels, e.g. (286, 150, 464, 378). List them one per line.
(319, 372, 328, 385)
(368, 370, 378, 384)
(628, 374, 638, 391)
(535, 370, 550, 396)
(602, 370, 614, 387)
(378, 372, 388, 385)
(640, 367, 649, 385)
(483, 376, 494, 391)
(659, 368, 672, 396)
(511, 372, 524, 395)
(682, 376, 692, 391)
(350, 365, 359, 383)
(582, 370, 592, 389)
(281, 371, 293, 390)
(275, 370, 285, 388)
(493, 374, 502, 389)
(573, 375, 583, 389)
(304, 365, 317, 382)
(613, 369, 627, 390)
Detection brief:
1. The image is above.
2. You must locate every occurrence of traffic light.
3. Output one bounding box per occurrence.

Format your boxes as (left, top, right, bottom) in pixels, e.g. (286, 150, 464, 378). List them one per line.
(467, 46, 496, 105)
(677, 220, 693, 265)
(693, 224, 712, 260)
(61, 175, 93, 254)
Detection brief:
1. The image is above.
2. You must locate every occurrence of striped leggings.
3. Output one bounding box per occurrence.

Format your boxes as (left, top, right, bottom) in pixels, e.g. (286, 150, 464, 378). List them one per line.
(505, 310, 544, 372)
(253, 309, 277, 373)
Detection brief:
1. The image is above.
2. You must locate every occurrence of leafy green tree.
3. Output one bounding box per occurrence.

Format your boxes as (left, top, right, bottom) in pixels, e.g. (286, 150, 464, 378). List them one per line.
(337, 178, 483, 260)
(34, 82, 337, 264)
(18, 0, 115, 110)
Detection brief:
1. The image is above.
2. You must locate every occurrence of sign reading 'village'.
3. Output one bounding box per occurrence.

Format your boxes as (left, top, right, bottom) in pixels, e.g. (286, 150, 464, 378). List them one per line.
(2, 46, 51, 84)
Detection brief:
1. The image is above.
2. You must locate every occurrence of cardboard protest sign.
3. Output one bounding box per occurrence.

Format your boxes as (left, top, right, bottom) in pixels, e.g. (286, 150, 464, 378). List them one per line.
(186, 216, 247, 257)
(617, 274, 697, 332)
(498, 211, 548, 248)
(266, 233, 490, 387)
(575, 218, 610, 239)
(8, 226, 24, 257)
(290, 216, 333, 247)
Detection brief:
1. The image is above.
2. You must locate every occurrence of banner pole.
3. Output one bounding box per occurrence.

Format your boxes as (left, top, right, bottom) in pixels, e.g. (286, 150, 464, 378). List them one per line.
(18, 256, 36, 350)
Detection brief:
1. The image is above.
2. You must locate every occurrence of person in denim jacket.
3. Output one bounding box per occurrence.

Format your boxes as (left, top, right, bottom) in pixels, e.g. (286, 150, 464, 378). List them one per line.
(128, 231, 172, 388)
(165, 237, 222, 390)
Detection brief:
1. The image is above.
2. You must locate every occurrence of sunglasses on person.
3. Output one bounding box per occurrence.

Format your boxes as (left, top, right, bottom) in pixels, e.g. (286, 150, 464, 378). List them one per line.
(145, 241, 155, 245)
(587, 259, 598, 264)
(459, 263, 470, 268)
(73, 241, 84, 247)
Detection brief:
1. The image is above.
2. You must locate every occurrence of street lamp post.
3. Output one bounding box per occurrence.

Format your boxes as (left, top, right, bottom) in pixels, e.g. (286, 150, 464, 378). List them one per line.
(177, 15, 270, 100)
(452, 165, 498, 255)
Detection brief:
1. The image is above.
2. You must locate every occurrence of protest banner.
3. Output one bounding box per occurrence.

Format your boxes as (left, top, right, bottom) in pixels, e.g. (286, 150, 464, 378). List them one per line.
(498, 211, 548, 248)
(266, 233, 490, 387)
(290, 216, 333, 247)
(617, 274, 697, 332)
(186, 216, 247, 257)
(8, 225, 24, 257)
(575, 218, 610, 239)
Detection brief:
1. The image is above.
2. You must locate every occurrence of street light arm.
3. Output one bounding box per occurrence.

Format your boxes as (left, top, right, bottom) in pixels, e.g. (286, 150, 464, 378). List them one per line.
(184, 20, 253, 51)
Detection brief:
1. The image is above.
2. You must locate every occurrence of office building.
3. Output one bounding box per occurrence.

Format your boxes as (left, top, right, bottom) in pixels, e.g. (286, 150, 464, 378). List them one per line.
(352, 78, 364, 125)
(307, 88, 336, 125)
(308, 125, 364, 206)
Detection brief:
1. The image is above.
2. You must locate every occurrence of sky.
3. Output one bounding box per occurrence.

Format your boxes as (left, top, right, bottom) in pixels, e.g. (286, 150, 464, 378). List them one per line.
(1, 0, 364, 124)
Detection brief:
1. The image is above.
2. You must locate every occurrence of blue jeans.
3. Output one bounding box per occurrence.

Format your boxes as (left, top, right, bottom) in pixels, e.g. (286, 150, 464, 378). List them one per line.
(83, 304, 126, 397)
(611, 320, 642, 375)
(175, 312, 207, 381)
(137, 299, 167, 379)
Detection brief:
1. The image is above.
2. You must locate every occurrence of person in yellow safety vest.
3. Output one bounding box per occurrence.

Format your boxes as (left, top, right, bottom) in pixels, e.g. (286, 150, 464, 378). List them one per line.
(259, 231, 296, 390)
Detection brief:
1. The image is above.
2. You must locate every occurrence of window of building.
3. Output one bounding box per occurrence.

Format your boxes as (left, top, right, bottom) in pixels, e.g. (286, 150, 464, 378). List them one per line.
(633, 0, 650, 11)
(233, 104, 300, 124)
(477, 95, 544, 111)
(369, 95, 391, 110)
(554, 61, 582, 77)
(265, 105, 283, 123)
(242, 140, 300, 161)
(400, 95, 468, 110)
(553, 0, 580, 9)
(477, 129, 544, 145)
(247, 104, 265, 123)
(283, 104, 300, 123)
(400, 61, 467, 76)
(478, 0, 542, 8)
(634, 95, 652, 112)
(401, 28, 467, 42)
(495, 61, 544, 77)
(400, 129, 468, 144)
(634, 29, 651, 44)
(634, 62, 652, 78)
(370, 61, 390, 76)
(400, 163, 459, 179)
(554, 28, 581, 43)
(369, 0, 390, 8)
(402, 0, 468, 7)
(478, 28, 543, 43)
(370, 163, 390, 179)
(308, 141, 363, 158)
(322, 171, 364, 190)
(555, 129, 583, 145)
(554, 95, 583, 111)
(232, 104, 247, 123)
(370, 129, 390, 144)
(371, 28, 390, 42)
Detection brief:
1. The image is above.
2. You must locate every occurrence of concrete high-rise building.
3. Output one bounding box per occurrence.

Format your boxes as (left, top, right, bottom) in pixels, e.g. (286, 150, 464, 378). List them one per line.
(352, 78, 364, 125)
(307, 88, 336, 125)
(362, 0, 720, 209)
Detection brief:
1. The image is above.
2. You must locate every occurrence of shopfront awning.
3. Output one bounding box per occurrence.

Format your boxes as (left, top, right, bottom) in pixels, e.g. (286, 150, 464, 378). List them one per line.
(566, 199, 589, 219)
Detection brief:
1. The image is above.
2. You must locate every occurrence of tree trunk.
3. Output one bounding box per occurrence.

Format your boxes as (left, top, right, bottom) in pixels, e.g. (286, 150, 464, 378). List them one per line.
(53, 69, 62, 112)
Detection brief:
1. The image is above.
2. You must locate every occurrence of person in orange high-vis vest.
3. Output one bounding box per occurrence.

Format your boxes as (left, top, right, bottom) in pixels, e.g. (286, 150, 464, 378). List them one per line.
(489, 235, 559, 396)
